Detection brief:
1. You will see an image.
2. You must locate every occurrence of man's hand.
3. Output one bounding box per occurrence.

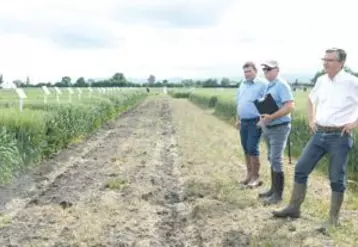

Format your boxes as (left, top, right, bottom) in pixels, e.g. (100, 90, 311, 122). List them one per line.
(309, 119, 317, 133)
(260, 114, 273, 125)
(341, 121, 358, 136)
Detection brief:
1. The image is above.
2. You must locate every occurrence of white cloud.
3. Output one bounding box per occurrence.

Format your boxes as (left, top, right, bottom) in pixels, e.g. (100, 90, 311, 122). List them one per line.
(0, 0, 357, 83)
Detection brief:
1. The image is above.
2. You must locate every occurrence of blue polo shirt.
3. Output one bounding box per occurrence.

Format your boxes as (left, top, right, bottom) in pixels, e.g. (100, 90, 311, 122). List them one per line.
(264, 77, 294, 126)
(236, 78, 267, 120)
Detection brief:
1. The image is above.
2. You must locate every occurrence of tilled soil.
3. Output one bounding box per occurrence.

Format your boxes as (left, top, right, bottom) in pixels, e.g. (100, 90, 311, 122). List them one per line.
(0, 97, 199, 246)
(0, 96, 356, 247)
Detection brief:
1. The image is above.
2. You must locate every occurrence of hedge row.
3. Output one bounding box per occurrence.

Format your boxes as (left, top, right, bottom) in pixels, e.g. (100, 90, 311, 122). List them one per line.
(0, 91, 147, 183)
(169, 90, 358, 184)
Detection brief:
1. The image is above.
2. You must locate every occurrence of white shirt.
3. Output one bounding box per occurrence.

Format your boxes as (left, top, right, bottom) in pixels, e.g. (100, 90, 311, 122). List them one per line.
(309, 70, 358, 126)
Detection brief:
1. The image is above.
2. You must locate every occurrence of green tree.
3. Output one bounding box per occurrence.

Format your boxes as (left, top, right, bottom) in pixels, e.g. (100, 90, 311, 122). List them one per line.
(148, 74, 155, 85)
(111, 72, 126, 82)
(26, 76, 30, 86)
(220, 77, 230, 87)
(61, 76, 72, 86)
(74, 77, 87, 87)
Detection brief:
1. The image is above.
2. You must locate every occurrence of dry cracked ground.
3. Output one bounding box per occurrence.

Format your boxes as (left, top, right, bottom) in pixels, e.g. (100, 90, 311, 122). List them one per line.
(0, 95, 358, 246)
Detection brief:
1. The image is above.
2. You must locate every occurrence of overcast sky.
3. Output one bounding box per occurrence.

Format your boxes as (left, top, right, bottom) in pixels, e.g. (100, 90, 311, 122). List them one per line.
(0, 0, 356, 83)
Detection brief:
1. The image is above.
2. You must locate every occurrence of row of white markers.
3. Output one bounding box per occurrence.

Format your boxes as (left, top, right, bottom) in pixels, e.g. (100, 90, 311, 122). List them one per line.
(12, 86, 133, 112)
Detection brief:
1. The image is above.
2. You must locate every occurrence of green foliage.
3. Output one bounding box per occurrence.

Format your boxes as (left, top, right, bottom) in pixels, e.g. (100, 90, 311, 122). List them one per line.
(189, 92, 218, 108)
(213, 96, 236, 124)
(170, 89, 358, 183)
(168, 90, 191, 98)
(0, 90, 147, 184)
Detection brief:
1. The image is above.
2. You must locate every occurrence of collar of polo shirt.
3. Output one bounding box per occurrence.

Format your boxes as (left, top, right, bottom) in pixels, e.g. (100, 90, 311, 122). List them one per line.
(268, 77, 279, 84)
(327, 68, 345, 82)
(244, 77, 257, 84)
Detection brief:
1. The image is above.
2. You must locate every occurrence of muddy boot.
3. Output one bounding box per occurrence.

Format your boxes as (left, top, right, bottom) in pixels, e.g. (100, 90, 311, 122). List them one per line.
(258, 167, 274, 198)
(272, 182, 307, 218)
(263, 171, 284, 205)
(247, 156, 263, 188)
(240, 155, 252, 185)
(317, 191, 344, 234)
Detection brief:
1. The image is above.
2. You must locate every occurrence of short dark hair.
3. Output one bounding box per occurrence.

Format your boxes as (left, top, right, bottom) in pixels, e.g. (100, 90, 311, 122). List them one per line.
(325, 48, 347, 62)
(242, 61, 257, 71)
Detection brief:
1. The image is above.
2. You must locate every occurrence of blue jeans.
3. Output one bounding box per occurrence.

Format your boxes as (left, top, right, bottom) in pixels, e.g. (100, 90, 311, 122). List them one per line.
(240, 118, 262, 156)
(295, 130, 353, 192)
(262, 123, 291, 172)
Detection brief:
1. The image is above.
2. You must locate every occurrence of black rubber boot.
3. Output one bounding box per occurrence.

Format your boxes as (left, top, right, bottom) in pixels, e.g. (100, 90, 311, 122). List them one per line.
(258, 167, 274, 198)
(263, 171, 284, 205)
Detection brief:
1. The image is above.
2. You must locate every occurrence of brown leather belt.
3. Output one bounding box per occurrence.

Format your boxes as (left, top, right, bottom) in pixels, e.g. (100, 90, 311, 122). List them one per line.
(316, 124, 343, 132)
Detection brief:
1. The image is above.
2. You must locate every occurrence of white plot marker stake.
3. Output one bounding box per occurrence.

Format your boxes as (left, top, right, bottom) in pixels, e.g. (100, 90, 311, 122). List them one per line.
(76, 88, 82, 100)
(67, 87, 74, 102)
(42, 85, 51, 103)
(54, 87, 62, 103)
(15, 88, 27, 112)
(88, 87, 93, 98)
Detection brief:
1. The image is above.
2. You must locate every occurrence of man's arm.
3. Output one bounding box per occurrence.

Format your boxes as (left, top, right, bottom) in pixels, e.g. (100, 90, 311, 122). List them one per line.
(307, 79, 321, 129)
(307, 97, 315, 124)
(307, 97, 318, 132)
(341, 77, 358, 133)
(235, 86, 241, 127)
(269, 82, 295, 119)
(269, 100, 294, 119)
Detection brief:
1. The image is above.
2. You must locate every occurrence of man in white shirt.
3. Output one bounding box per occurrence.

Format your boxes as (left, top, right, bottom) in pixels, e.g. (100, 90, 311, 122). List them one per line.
(272, 48, 358, 233)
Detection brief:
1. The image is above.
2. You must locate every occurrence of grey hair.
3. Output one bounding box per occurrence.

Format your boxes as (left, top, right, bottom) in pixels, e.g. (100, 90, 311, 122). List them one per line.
(325, 48, 347, 62)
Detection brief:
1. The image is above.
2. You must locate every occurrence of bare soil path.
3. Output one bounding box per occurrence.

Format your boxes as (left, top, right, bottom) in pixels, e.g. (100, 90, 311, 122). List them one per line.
(0, 95, 357, 246)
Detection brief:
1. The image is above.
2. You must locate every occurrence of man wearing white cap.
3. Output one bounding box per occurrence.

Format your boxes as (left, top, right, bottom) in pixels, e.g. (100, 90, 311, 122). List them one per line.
(258, 60, 295, 205)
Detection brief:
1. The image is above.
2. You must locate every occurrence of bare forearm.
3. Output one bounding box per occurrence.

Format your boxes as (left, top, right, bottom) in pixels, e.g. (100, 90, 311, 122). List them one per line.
(308, 99, 315, 123)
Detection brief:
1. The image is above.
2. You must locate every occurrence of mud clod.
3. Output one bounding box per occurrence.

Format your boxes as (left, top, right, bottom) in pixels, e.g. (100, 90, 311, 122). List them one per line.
(59, 200, 73, 209)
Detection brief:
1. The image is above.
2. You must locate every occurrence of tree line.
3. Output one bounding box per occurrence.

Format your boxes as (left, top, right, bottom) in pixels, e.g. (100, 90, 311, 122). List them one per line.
(0, 73, 240, 88)
(0, 66, 357, 89)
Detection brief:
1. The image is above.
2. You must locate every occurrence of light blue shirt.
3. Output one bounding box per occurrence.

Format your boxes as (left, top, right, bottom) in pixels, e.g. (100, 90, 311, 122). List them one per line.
(236, 77, 267, 120)
(264, 77, 294, 126)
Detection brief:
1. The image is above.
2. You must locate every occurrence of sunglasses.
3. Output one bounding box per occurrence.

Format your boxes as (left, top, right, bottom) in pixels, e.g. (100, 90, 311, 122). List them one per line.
(262, 67, 276, 72)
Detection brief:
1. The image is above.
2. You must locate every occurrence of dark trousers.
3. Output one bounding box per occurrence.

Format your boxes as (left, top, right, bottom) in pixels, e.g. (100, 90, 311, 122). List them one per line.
(240, 118, 262, 156)
(294, 130, 353, 192)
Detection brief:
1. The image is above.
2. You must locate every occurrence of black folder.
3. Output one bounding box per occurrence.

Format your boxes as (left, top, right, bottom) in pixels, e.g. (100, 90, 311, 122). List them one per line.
(253, 93, 279, 115)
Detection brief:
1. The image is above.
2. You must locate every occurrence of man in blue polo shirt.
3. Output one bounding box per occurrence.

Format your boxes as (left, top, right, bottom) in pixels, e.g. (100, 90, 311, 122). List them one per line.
(236, 61, 267, 188)
(258, 60, 295, 205)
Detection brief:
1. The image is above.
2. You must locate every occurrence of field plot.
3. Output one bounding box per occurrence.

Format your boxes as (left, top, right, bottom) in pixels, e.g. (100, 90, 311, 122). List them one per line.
(0, 87, 146, 183)
(0, 90, 357, 246)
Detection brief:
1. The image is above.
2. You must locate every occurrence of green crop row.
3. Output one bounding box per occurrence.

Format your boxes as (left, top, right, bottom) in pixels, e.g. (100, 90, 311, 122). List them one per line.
(0, 91, 147, 183)
(169, 89, 358, 185)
